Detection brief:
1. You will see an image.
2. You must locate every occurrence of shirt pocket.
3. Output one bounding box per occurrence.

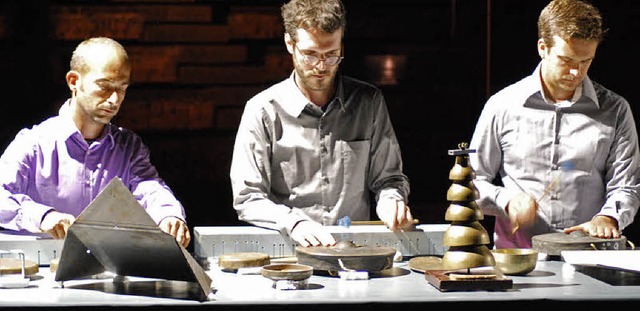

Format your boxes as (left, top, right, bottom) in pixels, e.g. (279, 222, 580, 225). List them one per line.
(340, 140, 370, 189)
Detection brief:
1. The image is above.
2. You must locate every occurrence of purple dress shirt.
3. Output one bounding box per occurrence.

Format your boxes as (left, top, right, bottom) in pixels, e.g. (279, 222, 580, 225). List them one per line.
(0, 100, 186, 232)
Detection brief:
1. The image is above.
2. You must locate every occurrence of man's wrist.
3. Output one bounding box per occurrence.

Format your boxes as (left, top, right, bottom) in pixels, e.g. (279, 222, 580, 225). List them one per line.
(40, 209, 55, 223)
(39, 209, 56, 231)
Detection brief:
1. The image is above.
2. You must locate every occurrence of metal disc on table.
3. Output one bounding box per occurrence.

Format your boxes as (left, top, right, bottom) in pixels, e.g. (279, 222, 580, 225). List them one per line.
(218, 252, 270, 271)
(408, 256, 444, 273)
(296, 240, 396, 272)
(0, 258, 39, 276)
(532, 231, 628, 257)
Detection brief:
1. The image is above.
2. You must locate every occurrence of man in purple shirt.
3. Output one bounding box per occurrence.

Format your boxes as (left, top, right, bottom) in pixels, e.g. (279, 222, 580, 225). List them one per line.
(0, 37, 190, 248)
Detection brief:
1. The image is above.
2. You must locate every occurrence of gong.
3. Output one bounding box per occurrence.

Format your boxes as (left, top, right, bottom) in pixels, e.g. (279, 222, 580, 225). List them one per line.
(532, 231, 628, 257)
(295, 240, 396, 272)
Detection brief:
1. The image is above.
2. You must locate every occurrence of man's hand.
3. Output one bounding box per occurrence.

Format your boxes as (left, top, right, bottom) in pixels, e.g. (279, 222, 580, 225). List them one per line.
(564, 215, 620, 239)
(40, 211, 76, 239)
(159, 217, 191, 248)
(377, 198, 414, 231)
(290, 220, 336, 247)
(507, 192, 537, 233)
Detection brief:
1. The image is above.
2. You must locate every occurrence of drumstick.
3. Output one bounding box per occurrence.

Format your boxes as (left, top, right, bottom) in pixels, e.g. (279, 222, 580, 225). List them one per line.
(508, 174, 560, 235)
(351, 219, 420, 225)
(536, 176, 560, 203)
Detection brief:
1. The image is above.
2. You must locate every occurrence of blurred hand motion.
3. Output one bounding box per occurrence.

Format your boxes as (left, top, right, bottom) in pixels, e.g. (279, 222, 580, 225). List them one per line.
(508, 192, 537, 234)
(378, 198, 414, 231)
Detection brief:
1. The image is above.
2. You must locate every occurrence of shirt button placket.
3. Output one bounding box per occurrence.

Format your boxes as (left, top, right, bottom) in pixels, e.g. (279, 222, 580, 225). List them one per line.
(84, 150, 91, 188)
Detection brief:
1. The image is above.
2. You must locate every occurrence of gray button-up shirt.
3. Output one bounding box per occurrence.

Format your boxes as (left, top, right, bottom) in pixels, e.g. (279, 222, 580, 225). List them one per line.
(469, 63, 640, 248)
(230, 73, 409, 235)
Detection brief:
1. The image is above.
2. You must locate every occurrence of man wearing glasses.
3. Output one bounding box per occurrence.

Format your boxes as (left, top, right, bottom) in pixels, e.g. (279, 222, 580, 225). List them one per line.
(230, 0, 413, 247)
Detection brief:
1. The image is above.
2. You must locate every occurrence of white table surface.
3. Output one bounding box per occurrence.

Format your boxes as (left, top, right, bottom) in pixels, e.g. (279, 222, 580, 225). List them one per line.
(1, 257, 640, 308)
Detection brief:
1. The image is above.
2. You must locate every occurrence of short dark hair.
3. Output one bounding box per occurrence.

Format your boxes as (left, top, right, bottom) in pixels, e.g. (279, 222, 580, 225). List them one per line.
(538, 0, 606, 47)
(281, 0, 346, 42)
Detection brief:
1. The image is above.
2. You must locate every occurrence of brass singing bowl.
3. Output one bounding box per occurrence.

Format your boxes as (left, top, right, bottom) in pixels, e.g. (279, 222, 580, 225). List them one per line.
(442, 245, 495, 270)
(443, 221, 490, 246)
(446, 182, 479, 201)
(449, 163, 476, 181)
(492, 248, 538, 275)
(261, 263, 313, 281)
(445, 202, 484, 221)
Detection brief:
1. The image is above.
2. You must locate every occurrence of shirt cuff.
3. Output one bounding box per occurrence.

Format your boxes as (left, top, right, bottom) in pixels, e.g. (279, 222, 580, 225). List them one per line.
(23, 202, 55, 232)
(378, 188, 404, 202)
(282, 209, 311, 236)
(597, 205, 621, 226)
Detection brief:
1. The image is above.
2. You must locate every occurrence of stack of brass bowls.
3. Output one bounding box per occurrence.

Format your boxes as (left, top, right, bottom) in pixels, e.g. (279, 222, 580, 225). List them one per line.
(442, 143, 495, 271)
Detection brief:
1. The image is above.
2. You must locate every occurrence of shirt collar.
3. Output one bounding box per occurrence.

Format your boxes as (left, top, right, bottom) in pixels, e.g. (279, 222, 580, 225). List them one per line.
(279, 72, 345, 117)
(58, 99, 115, 148)
(529, 62, 599, 109)
(333, 75, 347, 111)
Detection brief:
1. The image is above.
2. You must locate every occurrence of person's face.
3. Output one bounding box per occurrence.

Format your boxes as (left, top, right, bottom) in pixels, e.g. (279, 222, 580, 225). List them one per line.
(69, 53, 131, 126)
(286, 27, 343, 95)
(538, 35, 598, 101)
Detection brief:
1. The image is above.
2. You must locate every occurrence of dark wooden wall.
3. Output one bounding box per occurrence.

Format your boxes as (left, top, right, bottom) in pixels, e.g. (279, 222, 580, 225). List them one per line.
(1, 0, 639, 246)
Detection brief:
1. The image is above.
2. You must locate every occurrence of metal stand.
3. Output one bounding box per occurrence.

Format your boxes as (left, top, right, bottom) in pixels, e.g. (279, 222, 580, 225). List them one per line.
(0, 250, 30, 288)
(54, 178, 213, 301)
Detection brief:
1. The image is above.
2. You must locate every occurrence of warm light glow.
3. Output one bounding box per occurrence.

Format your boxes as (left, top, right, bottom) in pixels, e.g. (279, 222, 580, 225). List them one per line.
(365, 55, 407, 86)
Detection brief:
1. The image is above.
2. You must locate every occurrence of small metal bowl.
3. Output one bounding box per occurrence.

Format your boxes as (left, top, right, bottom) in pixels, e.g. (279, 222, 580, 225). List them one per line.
(261, 263, 313, 281)
(492, 248, 538, 276)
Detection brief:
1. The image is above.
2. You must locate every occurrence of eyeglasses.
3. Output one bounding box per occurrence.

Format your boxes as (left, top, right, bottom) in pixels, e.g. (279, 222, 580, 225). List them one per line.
(293, 44, 344, 67)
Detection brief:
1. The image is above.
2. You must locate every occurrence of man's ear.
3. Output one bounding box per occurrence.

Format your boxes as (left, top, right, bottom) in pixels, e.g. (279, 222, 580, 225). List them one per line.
(284, 33, 294, 54)
(537, 38, 547, 59)
(66, 71, 79, 94)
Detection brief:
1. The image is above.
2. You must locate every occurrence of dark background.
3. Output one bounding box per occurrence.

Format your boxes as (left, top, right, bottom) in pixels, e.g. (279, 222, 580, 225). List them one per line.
(0, 0, 639, 249)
